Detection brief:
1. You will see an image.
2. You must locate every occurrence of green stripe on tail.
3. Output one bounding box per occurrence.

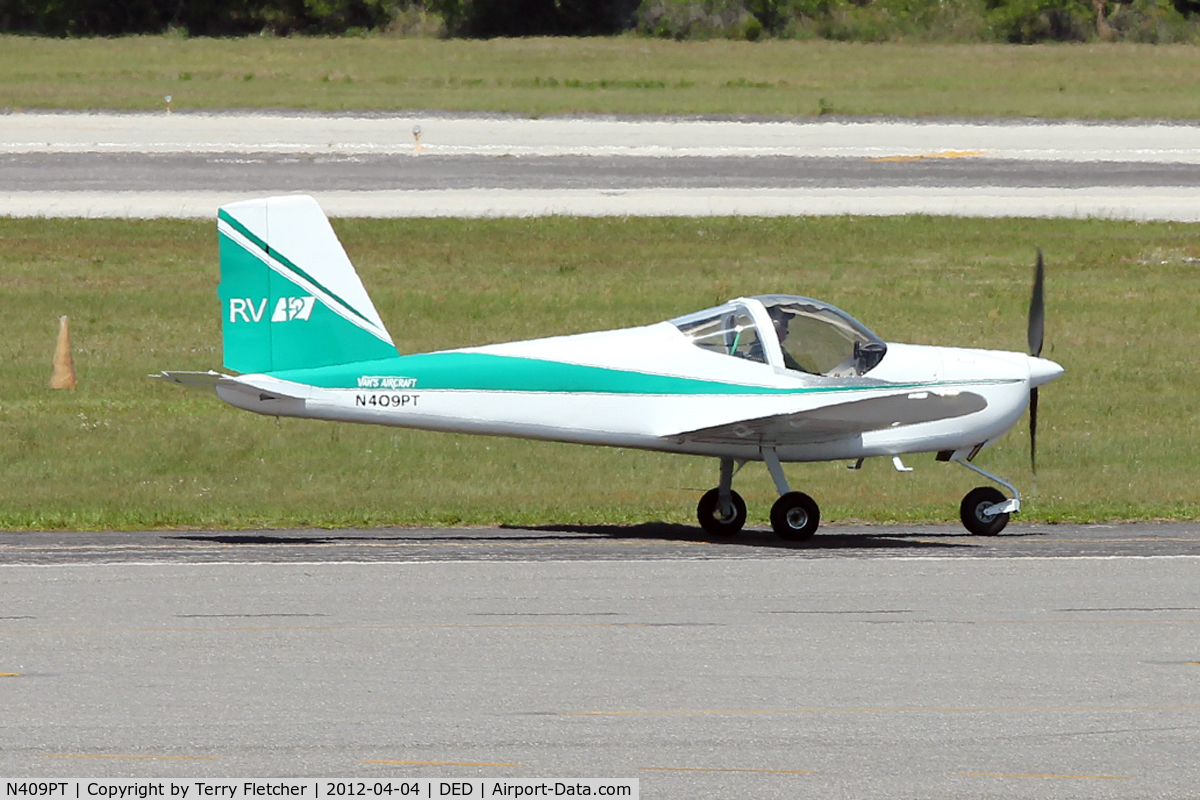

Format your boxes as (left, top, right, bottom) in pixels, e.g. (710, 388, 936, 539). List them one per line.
(217, 196, 399, 374)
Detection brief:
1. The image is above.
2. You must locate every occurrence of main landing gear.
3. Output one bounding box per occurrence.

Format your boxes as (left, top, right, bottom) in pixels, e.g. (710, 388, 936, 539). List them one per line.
(696, 450, 821, 541)
(696, 451, 1023, 540)
(696, 457, 750, 535)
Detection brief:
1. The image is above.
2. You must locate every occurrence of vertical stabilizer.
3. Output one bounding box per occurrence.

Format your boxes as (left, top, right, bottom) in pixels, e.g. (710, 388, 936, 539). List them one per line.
(217, 195, 398, 374)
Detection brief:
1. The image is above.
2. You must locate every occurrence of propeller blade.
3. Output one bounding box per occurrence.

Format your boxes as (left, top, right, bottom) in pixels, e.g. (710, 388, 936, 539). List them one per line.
(1029, 387, 1038, 475)
(1028, 250, 1045, 477)
(1028, 249, 1045, 358)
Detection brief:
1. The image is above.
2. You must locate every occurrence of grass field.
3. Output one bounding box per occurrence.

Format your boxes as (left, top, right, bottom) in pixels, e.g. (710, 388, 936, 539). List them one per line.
(4, 36, 1200, 118)
(2, 214, 1198, 530)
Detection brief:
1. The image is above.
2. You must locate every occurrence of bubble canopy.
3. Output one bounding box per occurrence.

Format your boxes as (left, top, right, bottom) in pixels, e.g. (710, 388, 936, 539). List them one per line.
(670, 295, 888, 376)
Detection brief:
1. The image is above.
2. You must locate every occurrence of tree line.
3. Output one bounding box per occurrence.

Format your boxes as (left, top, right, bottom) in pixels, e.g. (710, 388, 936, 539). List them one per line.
(2, 0, 1197, 41)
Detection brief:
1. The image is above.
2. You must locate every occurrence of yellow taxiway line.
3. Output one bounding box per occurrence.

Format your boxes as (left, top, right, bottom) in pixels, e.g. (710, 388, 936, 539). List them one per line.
(868, 150, 988, 162)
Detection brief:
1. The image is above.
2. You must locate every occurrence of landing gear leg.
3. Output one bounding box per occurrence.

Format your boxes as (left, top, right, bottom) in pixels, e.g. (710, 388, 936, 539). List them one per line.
(697, 457, 746, 535)
(763, 447, 820, 541)
(953, 456, 1020, 536)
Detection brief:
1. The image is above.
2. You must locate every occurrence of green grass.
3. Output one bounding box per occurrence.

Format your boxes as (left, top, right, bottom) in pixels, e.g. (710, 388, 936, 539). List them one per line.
(3, 36, 1200, 118)
(2, 215, 1199, 530)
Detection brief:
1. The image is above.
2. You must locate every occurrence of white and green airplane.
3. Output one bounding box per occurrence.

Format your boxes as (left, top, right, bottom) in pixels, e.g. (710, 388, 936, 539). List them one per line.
(158, 195, 1063, 540)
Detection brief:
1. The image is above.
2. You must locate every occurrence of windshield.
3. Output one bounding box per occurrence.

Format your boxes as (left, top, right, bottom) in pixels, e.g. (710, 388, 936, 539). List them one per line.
(756, 295, 887, 376)
(670, 302, 768, 364)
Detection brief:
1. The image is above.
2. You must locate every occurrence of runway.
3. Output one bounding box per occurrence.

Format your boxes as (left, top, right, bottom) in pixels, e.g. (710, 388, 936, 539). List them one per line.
(14, 152, 1200, 192)
(2, 525, 1198, 797)
(3, 112, 1200, 219)
(3, 522, 1200, 564)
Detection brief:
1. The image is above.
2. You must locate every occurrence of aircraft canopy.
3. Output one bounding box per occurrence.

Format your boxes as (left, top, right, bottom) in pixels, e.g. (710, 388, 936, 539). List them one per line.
(670, 295, 887, 376)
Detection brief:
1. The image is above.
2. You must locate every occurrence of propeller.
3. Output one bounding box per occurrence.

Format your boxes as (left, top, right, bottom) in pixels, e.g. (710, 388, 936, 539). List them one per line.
(1027, 249, 1045, 475)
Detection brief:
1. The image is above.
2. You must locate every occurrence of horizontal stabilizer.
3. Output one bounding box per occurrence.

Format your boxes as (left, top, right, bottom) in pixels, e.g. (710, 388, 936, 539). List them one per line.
(154, 371, 310, 418)
(670, 390, 988, 446)
(151, 370, 230, 391)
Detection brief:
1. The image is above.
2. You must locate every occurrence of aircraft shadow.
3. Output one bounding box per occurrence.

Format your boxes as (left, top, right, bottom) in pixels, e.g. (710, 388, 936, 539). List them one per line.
(500, 523, 973, 551)
(171, 526, 977, 552)
(172, 534, 338, 545)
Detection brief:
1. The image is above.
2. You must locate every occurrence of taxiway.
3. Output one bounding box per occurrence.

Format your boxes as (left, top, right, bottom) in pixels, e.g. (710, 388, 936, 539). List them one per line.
(2, 525, 1198, 798)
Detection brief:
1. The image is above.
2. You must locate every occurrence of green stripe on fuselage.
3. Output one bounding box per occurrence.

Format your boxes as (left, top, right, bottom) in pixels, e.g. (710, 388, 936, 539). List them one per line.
(266, 352, 938, 396)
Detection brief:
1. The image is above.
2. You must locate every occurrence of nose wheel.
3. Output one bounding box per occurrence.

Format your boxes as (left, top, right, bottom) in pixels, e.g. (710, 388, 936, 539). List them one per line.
(952, 456, 1021, 536)
(960, 486, 1010, 535)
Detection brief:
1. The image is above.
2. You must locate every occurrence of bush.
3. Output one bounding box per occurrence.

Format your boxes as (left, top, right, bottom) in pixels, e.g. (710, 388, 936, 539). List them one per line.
(1108, 0, 1200, 41)
(1, 0, 1197, 40)
(434, 0, 638, 35)
(986, 0, 1095, 41)
(0, 0, 399, 36)
(773, 0, 990, 41)
(384, 4, 446, 35)
(635, 0, 764, 38)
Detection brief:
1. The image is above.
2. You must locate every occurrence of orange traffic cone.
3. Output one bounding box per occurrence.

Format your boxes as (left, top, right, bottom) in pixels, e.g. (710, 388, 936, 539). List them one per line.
(50, 315, 76, 390)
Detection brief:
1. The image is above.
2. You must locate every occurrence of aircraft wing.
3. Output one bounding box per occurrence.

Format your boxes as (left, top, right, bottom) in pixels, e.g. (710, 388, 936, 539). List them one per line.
(668, 390, 988, 447)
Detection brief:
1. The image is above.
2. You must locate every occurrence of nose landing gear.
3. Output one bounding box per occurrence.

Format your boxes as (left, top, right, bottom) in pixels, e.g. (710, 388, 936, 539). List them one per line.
(953, 455, 1021, 536)
(960, 486, 1009, 536)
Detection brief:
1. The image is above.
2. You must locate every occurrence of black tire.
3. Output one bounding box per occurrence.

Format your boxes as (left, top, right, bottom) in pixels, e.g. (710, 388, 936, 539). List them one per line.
(771, 491, 820, 541)
(960, 486, 1010, 536)
(697, 488, 747, 535)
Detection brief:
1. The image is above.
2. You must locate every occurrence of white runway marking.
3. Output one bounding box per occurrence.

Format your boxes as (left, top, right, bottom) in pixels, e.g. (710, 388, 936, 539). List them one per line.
(5, 112, 1200, 161)
(3, 186, 1199, 220)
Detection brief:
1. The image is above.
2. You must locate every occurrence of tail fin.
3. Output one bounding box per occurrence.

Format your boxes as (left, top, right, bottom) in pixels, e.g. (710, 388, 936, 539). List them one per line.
(217, 195, 398, 374)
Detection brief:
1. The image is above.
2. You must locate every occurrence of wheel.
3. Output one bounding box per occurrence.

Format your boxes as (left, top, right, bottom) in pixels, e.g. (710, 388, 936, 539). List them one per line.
(960, 486, 1009, 535)
(770, 491, 820, 541)
(697, 488, 747, 535)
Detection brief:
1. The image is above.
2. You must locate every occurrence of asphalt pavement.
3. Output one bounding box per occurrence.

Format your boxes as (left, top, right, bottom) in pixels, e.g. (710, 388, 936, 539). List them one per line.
(3, 522, 1200, 564)
(4, 113, 1200, 218)
(2, 526, 1198, 798)
(8, 152, 1200, 192)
